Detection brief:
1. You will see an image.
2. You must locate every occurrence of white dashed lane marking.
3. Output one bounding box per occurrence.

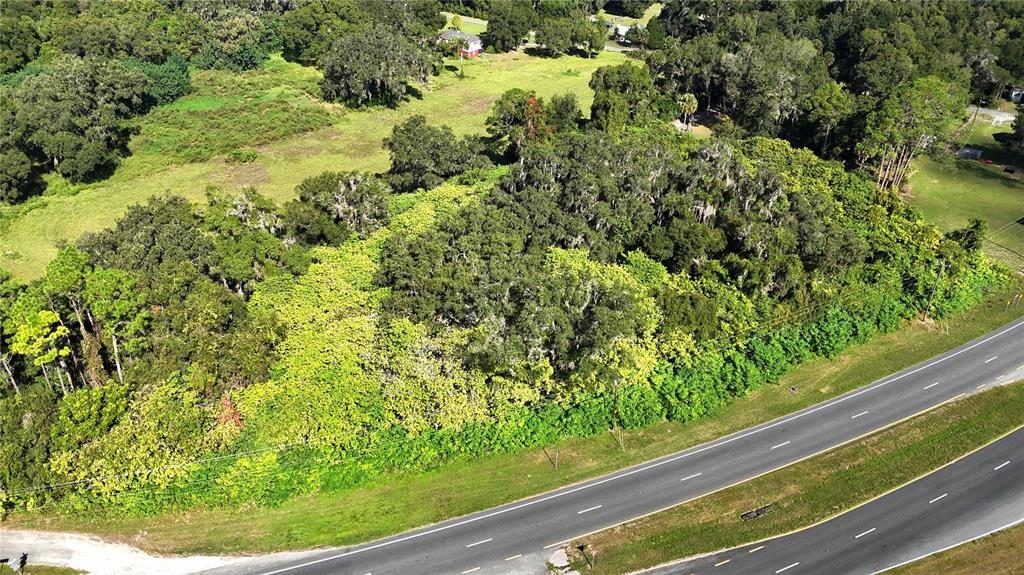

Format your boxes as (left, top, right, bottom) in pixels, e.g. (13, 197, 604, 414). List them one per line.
(771, 441, 791, 450)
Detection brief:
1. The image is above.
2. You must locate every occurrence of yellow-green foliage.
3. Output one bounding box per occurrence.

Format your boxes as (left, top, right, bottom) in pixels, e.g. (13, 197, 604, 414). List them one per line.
(547, 248, 661, 396)
(48, 373, 217, 502)
(239, 182, 495, 447)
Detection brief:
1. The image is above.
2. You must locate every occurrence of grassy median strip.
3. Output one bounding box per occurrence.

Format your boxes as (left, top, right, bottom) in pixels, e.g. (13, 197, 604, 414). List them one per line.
(11, 282, 1024, 554)
(571, 380, 1024, 574)
(889, 522, 1024, 575)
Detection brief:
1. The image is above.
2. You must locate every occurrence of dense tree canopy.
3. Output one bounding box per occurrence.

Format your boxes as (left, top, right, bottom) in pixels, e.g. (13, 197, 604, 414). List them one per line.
(320, 26, 433, 107)
(7, 56, 149, 183)
(0, 0, 1012, 522)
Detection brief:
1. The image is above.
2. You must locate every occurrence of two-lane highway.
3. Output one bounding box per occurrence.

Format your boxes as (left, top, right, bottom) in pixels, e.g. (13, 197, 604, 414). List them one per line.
(202, 317, 1024, 575)
(650, 424, 1024, 575)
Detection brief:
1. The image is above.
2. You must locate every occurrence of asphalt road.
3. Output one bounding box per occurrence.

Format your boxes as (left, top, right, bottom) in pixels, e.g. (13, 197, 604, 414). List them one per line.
(651, 425, 1024, 575)
(202, 316, 1024, 575)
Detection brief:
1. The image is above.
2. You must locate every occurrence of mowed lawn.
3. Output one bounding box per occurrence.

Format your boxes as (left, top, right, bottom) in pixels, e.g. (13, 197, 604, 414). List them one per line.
(0, 50, 625, 280)
(907, 110, 1024, 269)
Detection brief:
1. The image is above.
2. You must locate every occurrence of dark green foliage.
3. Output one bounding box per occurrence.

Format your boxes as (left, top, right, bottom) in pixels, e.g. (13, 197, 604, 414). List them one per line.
(486, 88, 553, 157)
(383, 116, 485, 192)
(536, 18, 574, 55)
(1002, 104, 1024, 158)
(9, 55, 149, 183)
(0, 3, 41, 73)
(288, 171, 391, 240)
(78, 196, 214, 275)
(280, 0, 370, 65)
(648, 0, 1022, 159)
(320, 26, 431, 107)
(484, 0, 534, 52)
(589, 63, 661, 132)
(204, 188, 310, 295)
(125, 54, 193, 106)
(280, 0, 443, 66)
(0, 387, 58, 503)
(608, 0, 650, 19)
(188, 9, 278, 72)
(0, 92, 39, 202)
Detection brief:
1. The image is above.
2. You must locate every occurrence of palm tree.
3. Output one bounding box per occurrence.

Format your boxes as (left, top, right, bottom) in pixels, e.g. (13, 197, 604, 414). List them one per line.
(679, 93, 698, 131)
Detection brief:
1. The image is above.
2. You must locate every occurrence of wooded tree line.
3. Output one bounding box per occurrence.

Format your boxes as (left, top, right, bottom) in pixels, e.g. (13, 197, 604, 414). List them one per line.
(0, 61, 1003, 514)
(639, 0, 1023, 188)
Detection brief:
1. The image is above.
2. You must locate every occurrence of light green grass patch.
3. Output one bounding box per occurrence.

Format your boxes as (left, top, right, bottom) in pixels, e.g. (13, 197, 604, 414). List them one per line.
(598, 3, 663, 26)
(0, 50, 624, 280)
(442, 12, 488, 36)
(907, 115, 1024, 268)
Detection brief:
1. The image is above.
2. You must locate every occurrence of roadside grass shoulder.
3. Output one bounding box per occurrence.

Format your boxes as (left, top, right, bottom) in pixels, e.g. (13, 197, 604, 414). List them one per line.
(0, 50, 624, 281)
(0, 566, 82, 575)
(571, 380, 1024, 574)
(888, 521, 1024, 575)
(9, 282, 1023, 555)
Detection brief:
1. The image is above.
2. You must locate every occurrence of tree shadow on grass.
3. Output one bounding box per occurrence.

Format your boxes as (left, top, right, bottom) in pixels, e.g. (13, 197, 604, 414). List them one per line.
(952, 157, 1024, 190)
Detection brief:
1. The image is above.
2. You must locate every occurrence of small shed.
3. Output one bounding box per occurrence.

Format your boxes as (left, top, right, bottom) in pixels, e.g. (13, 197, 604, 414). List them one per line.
(439, 29, 482, 58)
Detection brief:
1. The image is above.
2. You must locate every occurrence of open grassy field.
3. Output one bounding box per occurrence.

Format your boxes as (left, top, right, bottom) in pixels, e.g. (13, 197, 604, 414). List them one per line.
(442, 11, 488, 36)
(599, 3, 664, 26)
(0, 50, 624, 281)
(890, 522, 1024, 575)
(10, 281, 1022, 555)
(907, 109, 1024, 269)
(572, 381, 1024, 574)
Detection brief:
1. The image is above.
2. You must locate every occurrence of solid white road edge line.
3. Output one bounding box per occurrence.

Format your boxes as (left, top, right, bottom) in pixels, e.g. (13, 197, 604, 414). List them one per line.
(253, 319, 1024, 575)
(870, 515, 1024, 574)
